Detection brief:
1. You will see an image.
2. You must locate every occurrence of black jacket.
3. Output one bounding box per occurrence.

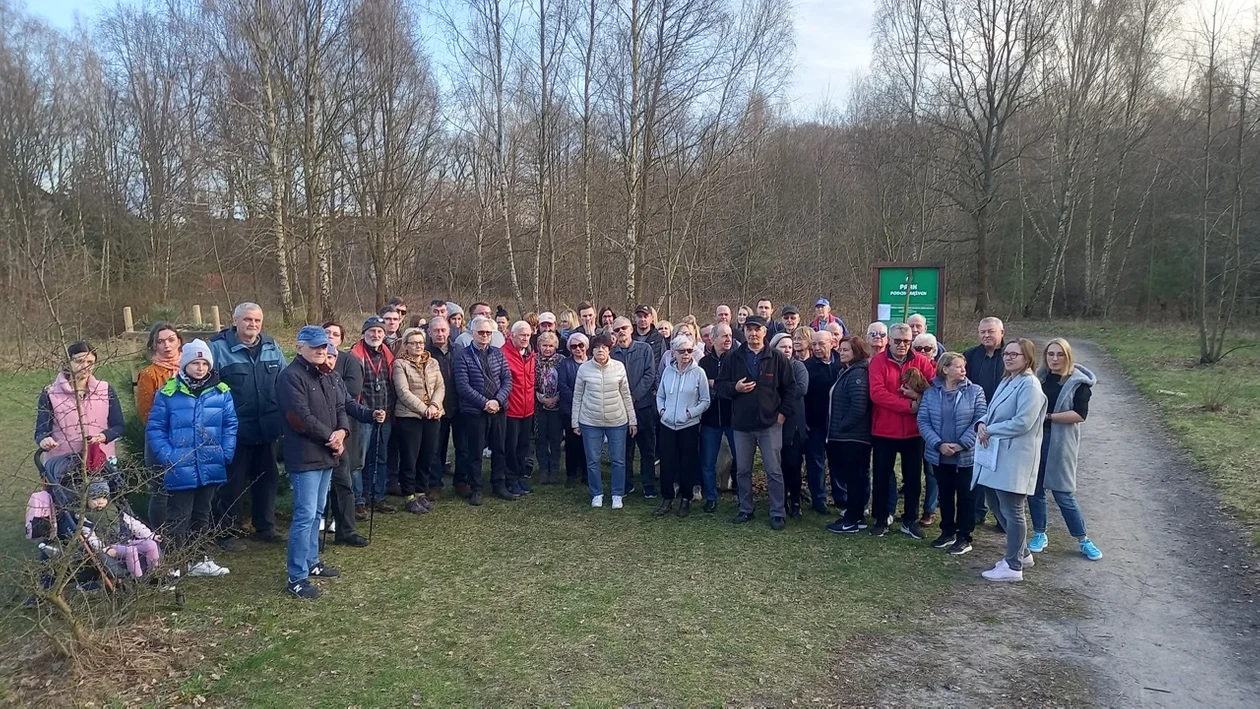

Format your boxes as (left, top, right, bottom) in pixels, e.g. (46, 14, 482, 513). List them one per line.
(715, 343, 797, 432)
(782, 358, 810, 444)
(803, 354, 843, 432)
(276, 357, 350, 473)
(632, 325, 667, 365)
(699, 350, 734, 428)
(826, 360, 871, 445)
(428, 341, 461, 419)
(963, 342, 1006, 403)
(332, 349, 363, 401)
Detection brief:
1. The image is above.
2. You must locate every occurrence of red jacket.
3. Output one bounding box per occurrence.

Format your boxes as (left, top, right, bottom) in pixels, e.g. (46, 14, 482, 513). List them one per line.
(868, 349, 937, 439)
(501, 344, 536, 419)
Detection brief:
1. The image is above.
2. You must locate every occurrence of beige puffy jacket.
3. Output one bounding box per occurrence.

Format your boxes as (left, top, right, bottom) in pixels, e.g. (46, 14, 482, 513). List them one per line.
(572, 358, 637, 428)
(393, 355, 445, 419)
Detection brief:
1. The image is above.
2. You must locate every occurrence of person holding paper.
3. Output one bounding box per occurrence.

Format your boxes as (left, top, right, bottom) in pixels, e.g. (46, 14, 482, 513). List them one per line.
(973, 339, 1047, 583)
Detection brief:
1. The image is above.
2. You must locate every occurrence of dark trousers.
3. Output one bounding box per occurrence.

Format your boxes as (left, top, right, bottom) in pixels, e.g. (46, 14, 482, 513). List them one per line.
(782, 431, 806, 507)
(396, 416, 441, 496)
(936, 463, 976, 540)
(504, 415, 534, 485)
(658, 424, 700, 500)
(214, 441, 278, 534)
(803, 426, 833, 507)
(828, 441, 870, 525)
(534, 407, 564, 482)
(456, 411, 507, 491)
(328, 424, 360, 539)
(872, 436, 924, 525)
(430, 416, 454, 489)
(563, 415, 585, 482)
(627, 405, 658, 489)
(168, 484, 218, 551)
(386, 430, 401, 490)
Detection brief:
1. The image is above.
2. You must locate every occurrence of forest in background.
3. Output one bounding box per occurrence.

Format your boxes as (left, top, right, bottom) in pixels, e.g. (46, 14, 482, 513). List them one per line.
(1, 0, 1257, 361)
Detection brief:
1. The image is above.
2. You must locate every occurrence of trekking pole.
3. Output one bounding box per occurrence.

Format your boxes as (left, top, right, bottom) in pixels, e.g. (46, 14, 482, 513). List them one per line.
(367, 421, 381, 543)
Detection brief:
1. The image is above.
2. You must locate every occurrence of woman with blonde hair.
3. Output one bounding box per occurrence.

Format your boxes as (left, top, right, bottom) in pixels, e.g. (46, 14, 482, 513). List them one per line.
(974, 338, 1047, 582)
(1029, 338, 1102, 560)
(393, 327, 444, 514)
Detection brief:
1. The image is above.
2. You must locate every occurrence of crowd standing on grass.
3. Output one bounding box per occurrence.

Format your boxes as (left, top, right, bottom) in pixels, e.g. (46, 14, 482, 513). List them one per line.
(29, 295, 1104, 598)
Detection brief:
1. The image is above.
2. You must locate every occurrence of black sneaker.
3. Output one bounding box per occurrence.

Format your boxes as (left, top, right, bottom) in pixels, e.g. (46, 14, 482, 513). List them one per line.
(217, 536, 247, 552)
(769, 516, 785, 530)
(652, 500, 673, 517)
(826, 518, 847, 533)
(677, 499, 691, 518)
(309, 563, 341, 578)
(788, 504, 802, 520)
(625, 483, 636, 496)
(703, 499, 717, 513)
(930, 533, 955, 549)
(334, 534, 370, 547)
(730, 512, 754, 525)
(900, 521, 925, 540)
(643, 485, 658, 499)
(948, 539, 973, 555)
(812, 501, 831, 515)
(286, 579, 320, 599)
(869, 523, 889, 537)
(839, 522, 865, 533)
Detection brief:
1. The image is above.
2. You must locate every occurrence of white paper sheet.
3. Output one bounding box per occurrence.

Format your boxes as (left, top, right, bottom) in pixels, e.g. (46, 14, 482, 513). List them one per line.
(974, 437, 1000, 471)
(877, 303, 891, 320)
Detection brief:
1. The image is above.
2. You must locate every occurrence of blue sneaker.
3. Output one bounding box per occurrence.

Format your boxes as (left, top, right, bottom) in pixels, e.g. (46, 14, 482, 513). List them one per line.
(1079, 538, 1103, 560)
(1028, 532, 1049, 553)
(513, 480, 533, 494)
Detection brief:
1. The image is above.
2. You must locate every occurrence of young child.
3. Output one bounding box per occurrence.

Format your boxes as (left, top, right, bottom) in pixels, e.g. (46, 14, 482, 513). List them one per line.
(81, 478, 162, 579)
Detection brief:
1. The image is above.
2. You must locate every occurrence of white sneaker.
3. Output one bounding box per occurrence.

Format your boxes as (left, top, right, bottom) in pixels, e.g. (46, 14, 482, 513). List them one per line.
(188, 557, 230, 577)
(591, 494, 604, 508)
(611, 495, 624, 509)
(982, 565, 1023, 582)
(992, 556, 1034, 572)
(318, 518, 325, 532)
(483, 447, 493, 459)
(327, 519, 336, 533)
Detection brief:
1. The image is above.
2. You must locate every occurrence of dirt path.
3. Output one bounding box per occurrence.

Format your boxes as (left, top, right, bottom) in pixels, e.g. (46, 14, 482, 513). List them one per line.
(843, 338, 1260, 707)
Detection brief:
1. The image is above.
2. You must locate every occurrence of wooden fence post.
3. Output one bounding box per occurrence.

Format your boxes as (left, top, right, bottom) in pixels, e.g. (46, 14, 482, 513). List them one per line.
(123, 307, 134, 333)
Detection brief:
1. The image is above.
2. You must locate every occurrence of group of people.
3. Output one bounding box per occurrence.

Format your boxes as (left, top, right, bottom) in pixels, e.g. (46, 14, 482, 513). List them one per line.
(32, 295, 1102, 599)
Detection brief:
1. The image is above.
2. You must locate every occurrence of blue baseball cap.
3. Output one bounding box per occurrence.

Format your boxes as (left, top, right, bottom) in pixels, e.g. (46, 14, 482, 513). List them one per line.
(296, 325, 331, 349)
(814, 298, 830, 307)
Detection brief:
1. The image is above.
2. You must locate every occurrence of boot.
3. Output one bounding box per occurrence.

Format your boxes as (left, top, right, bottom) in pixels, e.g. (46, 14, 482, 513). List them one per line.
(455, 482, 472, 499)
(653, 499, 673, 517)
(426, 487, 441, 501)
(677, 498, 691, 518)
(493, 485, 519, 501)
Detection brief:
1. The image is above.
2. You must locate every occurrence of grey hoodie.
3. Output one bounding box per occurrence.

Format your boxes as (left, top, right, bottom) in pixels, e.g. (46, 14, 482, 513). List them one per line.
(656, 358, 711, 431)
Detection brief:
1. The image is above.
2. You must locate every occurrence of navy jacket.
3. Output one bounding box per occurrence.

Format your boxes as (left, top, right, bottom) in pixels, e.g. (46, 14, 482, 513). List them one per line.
(699, 350, 734, 428)
(632, 326, 667, 364)
(612, 340, 659, 410)
(428, 342, 462, 419)
(275, 357, 349, 473)
(803, 354, 843, 432)
(963, 343, 1006, 403)
(452, 343, 512, 416)
(209, 327, 286, 445)
(146, 374, 238, 491)
(826, 360, 871, 445)
(557, 356, 583, 419)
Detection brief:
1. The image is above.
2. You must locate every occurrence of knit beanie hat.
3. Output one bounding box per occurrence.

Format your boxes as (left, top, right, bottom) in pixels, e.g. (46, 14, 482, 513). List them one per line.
(87, 477, 110, 500)
(768, 333, 792, 351)
(179, 339, 214, 373)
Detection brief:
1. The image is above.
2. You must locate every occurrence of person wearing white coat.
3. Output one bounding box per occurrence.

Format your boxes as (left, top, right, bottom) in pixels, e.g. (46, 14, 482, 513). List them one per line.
(654, 335, 711, 518)
(572, 334, 638, 509)
(974, 338, 1048, 582)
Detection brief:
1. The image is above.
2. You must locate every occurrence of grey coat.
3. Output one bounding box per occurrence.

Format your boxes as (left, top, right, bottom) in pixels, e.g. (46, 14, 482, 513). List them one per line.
(1038, 364, 1097, 492)
(974, 372, 1047, 496)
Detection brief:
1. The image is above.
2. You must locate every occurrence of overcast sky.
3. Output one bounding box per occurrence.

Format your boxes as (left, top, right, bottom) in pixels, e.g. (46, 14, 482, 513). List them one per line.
(28, 0, 875, 114)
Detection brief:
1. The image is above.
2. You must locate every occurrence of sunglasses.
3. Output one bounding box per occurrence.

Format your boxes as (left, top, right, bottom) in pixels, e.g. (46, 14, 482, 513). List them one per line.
(892, 338, 912, 345)
(475, 330, 494, 335)
(913, 346, 935, 353)
(569, 343, 587, 350)
(867, 332, 887, 339)
(397, 308, 407, 315)
(674, 348, 694, 355)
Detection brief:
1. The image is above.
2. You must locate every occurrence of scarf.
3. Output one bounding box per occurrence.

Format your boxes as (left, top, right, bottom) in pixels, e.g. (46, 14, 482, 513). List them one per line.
(152, 349, 181, 373)
(536, 352, 563, 403)
(405, 350, 432, 367)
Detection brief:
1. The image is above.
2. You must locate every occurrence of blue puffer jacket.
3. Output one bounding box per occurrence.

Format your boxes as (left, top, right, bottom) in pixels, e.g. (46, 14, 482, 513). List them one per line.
(146, 375, 239, 491)
(452, 344, 513, 416)
(917, 376, 987, 467)
(209, 327, 286, 445)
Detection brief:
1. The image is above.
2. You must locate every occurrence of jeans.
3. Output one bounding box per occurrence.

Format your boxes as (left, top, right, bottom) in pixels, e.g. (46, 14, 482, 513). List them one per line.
(700, 425, 736, 502)
(827, 441, 870, 525)
(214, 441, 279, 534)
(581, 423, 628, 498)
(627, 406, 658, 490)
(1029, 489, 1088, 538)
(287, 468, 333, 583)
(563, 415, 586, 482)
(167, 484, 218, 551)
(658, 424, 700, 500)
(734, 424, 785, 518)
(355, 420, 391, 504)
(456, 411, 507, 491)
(990, 488, 1029, 571)
(872, 436, 924, 525)
(924, 462, 939, 514)
(534, 408, 564, 482)
(395, 416, 440, 496)
(504, 415, 534, 485)
(934, 463, 975, 540)
(974, 484, 994, 525)
(804, 426, 832, 507)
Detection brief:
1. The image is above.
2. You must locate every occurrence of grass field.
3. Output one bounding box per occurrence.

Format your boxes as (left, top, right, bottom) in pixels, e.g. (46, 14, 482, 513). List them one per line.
(1035, 322, 1260, 544)
(0, 361, 968, 705)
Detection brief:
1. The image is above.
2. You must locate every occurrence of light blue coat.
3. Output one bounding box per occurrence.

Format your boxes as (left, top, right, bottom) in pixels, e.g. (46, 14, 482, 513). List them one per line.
(974, 372, 1047, 496)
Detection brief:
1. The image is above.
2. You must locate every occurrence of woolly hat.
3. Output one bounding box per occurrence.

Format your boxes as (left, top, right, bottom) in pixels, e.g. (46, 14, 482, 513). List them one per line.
(446, 302, 464, 318)
(362, 315, 386, 334)
(86, 477, 110, 500)
(769, 333, 793, 350)
(179, 339, 214, 372)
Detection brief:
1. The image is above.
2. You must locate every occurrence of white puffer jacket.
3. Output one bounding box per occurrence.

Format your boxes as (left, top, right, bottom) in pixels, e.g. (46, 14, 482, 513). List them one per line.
(572, 358, 638, 428)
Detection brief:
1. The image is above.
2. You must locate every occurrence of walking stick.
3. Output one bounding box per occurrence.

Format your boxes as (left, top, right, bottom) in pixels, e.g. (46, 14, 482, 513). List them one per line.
(367, 421, 381, 543)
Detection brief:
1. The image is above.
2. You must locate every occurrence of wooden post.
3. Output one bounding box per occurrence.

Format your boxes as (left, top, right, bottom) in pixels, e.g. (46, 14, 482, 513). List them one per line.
(211, 305, 222, 331)
(123, 307, 134, 333)
(192, 305, 203, 325)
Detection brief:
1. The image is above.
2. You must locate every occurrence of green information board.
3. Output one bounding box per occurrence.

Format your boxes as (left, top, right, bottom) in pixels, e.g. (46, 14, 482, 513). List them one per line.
(870, 263, 946, 336)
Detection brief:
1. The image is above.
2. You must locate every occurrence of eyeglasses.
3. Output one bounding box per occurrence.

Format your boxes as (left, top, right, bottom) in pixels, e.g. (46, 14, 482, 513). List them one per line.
(867, 332, 887, 339)
(406, 341, 424, 347)
(475, 330, 494, 336)
(1002, 351, 1023, 359)
(892, 338, 912, 345)
(397, 308, 407, 315)
(913, 346, 935, 353)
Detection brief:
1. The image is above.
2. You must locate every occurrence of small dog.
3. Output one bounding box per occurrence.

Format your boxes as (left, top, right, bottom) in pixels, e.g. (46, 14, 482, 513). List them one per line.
(900, 367, 930, 395)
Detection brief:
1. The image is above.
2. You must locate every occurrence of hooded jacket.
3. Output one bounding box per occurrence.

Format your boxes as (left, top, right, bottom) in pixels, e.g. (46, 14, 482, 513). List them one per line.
(146, 373, 239, 491)
(656, 358, 711, 431)
(208, 327, 286, 445)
